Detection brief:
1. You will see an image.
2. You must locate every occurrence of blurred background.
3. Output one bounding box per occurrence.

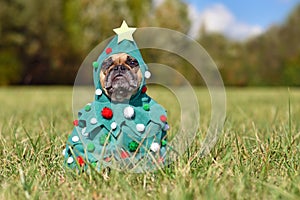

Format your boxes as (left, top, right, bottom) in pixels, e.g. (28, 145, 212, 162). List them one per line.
(0, 0, 299, 86)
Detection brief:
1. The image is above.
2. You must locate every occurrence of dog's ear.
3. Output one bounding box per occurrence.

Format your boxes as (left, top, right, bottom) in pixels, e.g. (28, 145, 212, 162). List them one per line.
(101, 57, 114, 73)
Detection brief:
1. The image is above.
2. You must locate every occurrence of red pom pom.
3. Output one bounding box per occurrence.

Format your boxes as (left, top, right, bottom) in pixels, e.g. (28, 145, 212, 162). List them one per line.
(101, 107, 113, 119)
(104, 157, 111, 162)
(158, 157, 164, 163)
(106, 47, 112, 54)
(160, 115, 167, 122)
(73, 119, 79, 126)
(141, 86, 147, 93)
(77, 156, 85, 166)
(120, 150, 129, 159)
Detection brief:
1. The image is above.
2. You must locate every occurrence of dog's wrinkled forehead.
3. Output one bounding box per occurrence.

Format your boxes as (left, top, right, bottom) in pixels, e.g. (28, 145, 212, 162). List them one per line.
(101, 53, 139, 72)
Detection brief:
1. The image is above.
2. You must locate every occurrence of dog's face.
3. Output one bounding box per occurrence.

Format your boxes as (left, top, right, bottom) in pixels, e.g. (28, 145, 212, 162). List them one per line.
(100, 53, 142, 102)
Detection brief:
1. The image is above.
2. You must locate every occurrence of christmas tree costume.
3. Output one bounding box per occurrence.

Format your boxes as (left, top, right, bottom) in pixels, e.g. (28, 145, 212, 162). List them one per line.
(63, 21, 169, 172)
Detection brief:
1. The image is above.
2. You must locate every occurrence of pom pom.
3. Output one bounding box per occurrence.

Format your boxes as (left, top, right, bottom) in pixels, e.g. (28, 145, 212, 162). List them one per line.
(160, 115, 167, 122)
(72, 136, 79, 142)
(128, 141, 139, 152)
(110, 122, 117, 130)
(143, 104, 150, 111)
(120, 150, 130, 159)
(158, 157, 164, 163)
(150, 142, 160, 152)
(163, 123, 170, 131)
(77, 156, 85, 166)
(141, 86, 147, 93)
(67, 157, 74, 164)
(95, 89, 102, 96)
(106, 47, 112, 54)
(101, 107, 113, 119)
(136, 124, 145, 132)
(87, 143, 95, 152)
(90, 118, 97, 125)
(123, 106, 134, 119)
(104, 157, 111, 162)
(161, 140, 167, 146)
(99, 133, 111, 146)
(73, 119, 79, 126)
(92, 61, 99, 69)
(84, 104, 91, 112)
(62, 148, 66, 156)
(145, 71, 151, 79)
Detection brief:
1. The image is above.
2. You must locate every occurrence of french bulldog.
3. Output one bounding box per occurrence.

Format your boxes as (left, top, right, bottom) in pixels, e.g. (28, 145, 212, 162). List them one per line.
(64, 23, 168, 173)
(100, 53, 142, 102)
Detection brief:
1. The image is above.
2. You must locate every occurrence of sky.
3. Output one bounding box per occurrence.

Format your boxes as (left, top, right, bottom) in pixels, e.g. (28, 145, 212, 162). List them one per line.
(183, 0, 300, 40)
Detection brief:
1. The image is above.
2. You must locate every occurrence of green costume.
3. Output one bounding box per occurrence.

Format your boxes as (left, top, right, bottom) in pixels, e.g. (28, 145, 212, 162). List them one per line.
(63, 24, 168, 172)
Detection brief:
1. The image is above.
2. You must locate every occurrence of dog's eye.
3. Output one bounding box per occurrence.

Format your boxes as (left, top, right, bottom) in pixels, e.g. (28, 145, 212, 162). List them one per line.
(102, 57, 114, 70)
(126, 56, 139, 68)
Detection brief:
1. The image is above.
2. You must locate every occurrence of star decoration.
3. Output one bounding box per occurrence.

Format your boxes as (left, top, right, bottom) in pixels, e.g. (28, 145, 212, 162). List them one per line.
(113, 20, 136, 43)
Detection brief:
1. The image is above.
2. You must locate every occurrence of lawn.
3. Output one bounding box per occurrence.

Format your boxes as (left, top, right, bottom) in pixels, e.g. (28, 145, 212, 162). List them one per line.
(0, 86, 299, 199)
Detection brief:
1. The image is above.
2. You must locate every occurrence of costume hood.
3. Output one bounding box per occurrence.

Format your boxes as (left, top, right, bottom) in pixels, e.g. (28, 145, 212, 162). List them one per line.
(93, 35, 149, 89)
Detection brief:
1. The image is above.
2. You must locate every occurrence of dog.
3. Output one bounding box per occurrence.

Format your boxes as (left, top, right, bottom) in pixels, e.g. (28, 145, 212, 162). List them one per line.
(100, 53, 142, 102)
(63, 26, 168, 173)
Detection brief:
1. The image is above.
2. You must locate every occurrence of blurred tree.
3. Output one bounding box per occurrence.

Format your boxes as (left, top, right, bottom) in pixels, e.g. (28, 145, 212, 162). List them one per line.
(0, 0, 79, 84)
(154, 0, 190, 33)
(77, 0, 153, 50)
(198, 3, 300, 86)
(283, 54, 300, 86)
(142, 0, 195, 85)
(0, 0, 192, 85)
(198, 31, 250, 86)
(0, 0, 299, 86)
(0, 50, 21, 85)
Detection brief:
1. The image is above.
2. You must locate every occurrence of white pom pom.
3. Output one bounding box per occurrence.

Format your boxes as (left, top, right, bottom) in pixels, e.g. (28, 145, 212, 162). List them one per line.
(62, 148, 66, 156)
(136, 124, 145, 132)
(95, 89, 102, 96)
(111, 122, 117, 130)
(123, 106, 134, 119)
(67, 157, 74, 164)
(90, 117, 97, 125)
(150, 142, 160, 152)
(72, 136, 79, 142)
(144, 71, 151, 79)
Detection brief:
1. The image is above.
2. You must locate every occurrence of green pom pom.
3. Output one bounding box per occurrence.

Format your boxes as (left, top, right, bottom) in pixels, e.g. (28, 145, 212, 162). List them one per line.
(91, 162, 97, 168)
(128, 141, 139, 152)
(92, 61, 99, 68)
(161, 140, 167, 146)
(99, 133, 111, 146)
(143, 104, 150, 111)
(85, 104, 91, 112)
(87, 143, 95, 152)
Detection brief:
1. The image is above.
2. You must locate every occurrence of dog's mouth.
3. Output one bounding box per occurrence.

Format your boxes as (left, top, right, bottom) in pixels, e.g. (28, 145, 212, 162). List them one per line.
(105, 68, 138, 102)
(112, 74, 126, 81)
(100, 54, 141, 102)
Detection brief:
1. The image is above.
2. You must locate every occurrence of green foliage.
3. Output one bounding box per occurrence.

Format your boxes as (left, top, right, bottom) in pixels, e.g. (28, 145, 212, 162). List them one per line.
(154, 0, 191, 33)
(0, 0, 190, 85)
(0, 87, 299, 199)
(0, 1, 299, 86)
(283, 54, 300, 86)
(199, 4, 300, 86)
(0, 50, 22, 85)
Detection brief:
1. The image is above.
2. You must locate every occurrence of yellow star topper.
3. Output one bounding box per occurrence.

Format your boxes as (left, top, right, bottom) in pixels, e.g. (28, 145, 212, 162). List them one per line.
(113, 20, 137, 43)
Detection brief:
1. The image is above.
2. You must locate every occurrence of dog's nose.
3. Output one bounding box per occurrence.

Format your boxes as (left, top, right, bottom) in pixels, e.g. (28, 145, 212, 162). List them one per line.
(114, 65, 126, 71)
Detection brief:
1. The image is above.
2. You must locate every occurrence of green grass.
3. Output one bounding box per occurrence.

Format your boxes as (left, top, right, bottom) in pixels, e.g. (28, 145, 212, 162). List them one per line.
(0, 86, 299, 199)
